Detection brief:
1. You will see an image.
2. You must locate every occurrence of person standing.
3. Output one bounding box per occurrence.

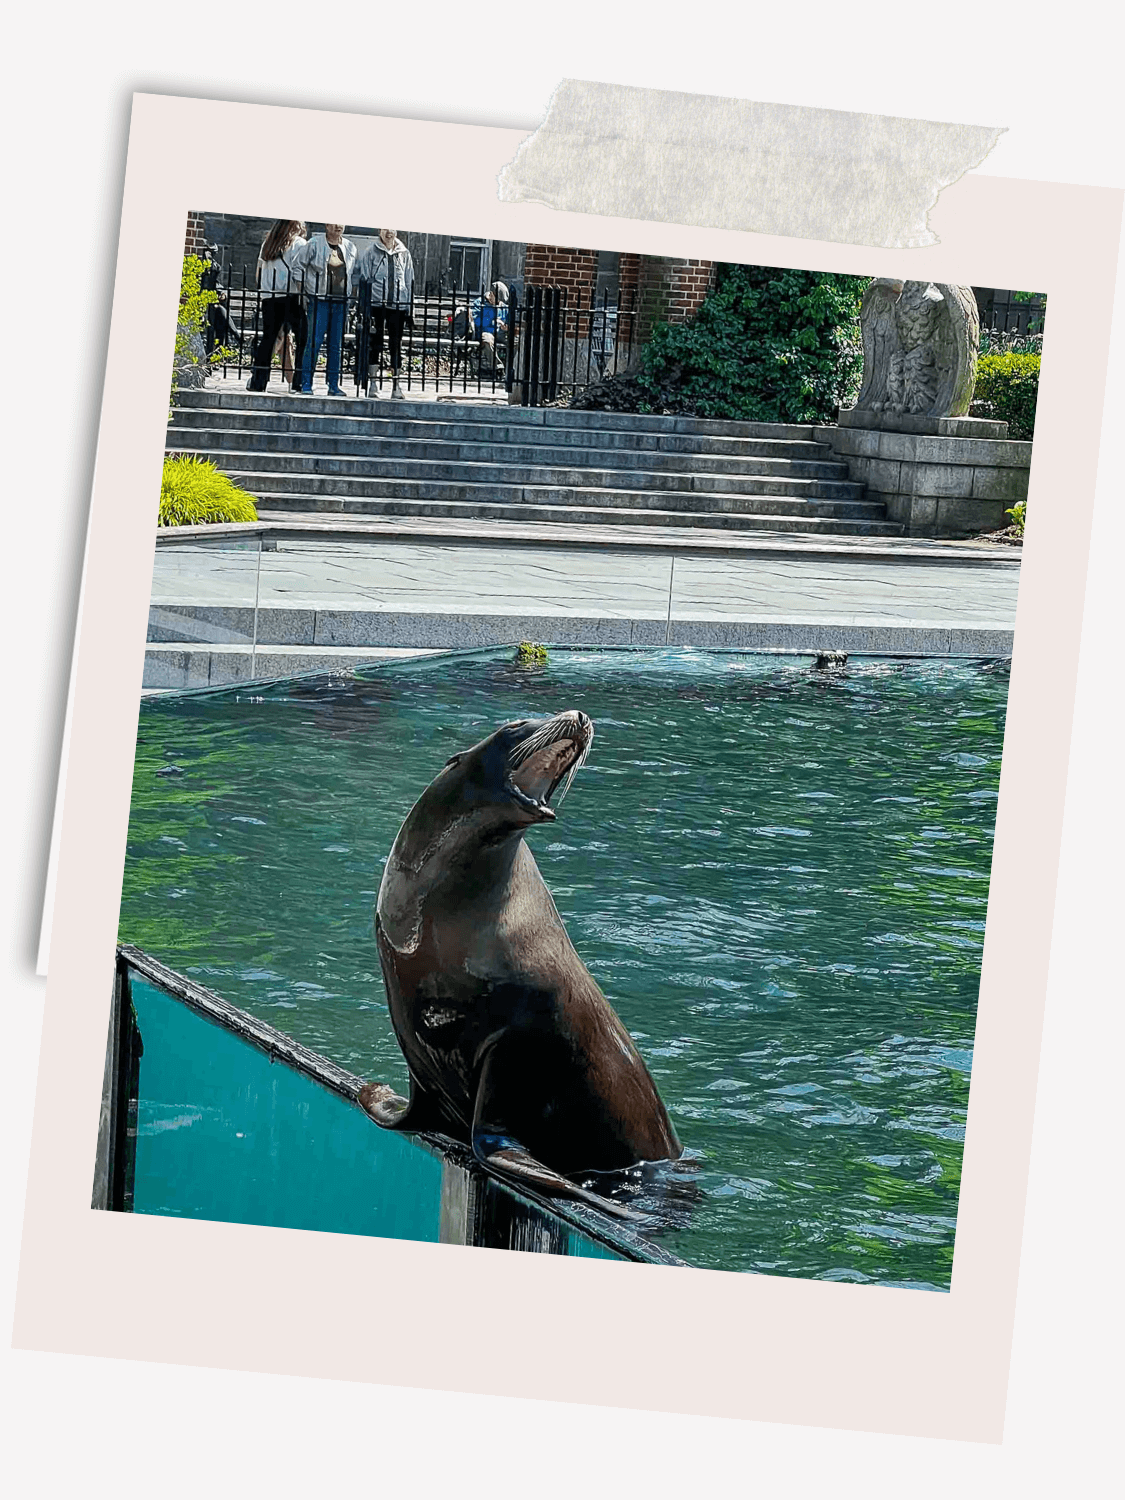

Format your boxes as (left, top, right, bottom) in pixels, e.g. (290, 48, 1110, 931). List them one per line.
(356, 228, 414, 399)
(246, 220, 308, 393)
(297, 224, 358, 396)
(200, 244, 236, 359)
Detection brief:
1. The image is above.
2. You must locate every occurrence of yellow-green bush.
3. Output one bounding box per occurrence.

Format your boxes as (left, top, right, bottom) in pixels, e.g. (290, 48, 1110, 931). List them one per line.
(973, 352, 1040, 440)
(159, 455, 259, 527)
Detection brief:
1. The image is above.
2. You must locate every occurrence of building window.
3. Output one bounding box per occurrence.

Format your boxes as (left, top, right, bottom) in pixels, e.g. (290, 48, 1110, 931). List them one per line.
(449, 240, 489, 294)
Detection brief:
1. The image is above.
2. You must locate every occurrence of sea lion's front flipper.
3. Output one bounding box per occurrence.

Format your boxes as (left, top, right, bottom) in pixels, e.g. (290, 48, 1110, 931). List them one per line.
(357, 1081, 411, 1127)
(473, 1136, 638, 1222)
(358, 1077, 449, 1132)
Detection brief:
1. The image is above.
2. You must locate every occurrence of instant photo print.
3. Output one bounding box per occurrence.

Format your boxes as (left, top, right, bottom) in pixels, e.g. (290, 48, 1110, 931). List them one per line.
(16, 93, 1122, 1444)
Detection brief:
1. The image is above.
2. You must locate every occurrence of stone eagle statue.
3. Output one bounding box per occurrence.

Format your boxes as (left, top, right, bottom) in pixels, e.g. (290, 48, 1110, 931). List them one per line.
(854, 280, 979, 419)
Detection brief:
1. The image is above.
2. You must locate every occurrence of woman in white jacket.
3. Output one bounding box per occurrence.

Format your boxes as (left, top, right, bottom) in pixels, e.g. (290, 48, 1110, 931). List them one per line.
(356, 228, 414, 398)
(295, 224, 358, 395)
(247, 220, 308, 393)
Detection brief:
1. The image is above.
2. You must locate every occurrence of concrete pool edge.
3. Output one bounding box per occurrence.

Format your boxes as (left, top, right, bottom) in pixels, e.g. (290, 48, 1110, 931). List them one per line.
(143, 622, 1014, 688)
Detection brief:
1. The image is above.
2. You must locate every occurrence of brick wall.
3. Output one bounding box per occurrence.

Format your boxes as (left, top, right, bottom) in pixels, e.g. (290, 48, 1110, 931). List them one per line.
(524, 245, 600, 334)
(524, 245, 598, 300)
(184, 211, 208, 257)
(669, 258, 716, 321)
(617, 252, 640, 344)
(614, 253, 716, 357)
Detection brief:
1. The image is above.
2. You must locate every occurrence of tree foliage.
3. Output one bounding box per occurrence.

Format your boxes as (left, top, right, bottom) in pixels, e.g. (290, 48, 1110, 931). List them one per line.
(633, 264, 869, 422)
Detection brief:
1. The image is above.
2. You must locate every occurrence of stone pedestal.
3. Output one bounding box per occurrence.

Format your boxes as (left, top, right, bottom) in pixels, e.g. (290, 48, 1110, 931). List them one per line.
(820, 411, 1032, 536)
(837, 407, 1008, 441)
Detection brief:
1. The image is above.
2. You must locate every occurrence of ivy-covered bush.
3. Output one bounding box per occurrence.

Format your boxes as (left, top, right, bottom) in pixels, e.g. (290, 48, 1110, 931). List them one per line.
(575, 265, 868, 422)
(972, 352, 1040, 440)
(159, 455, 259, 527)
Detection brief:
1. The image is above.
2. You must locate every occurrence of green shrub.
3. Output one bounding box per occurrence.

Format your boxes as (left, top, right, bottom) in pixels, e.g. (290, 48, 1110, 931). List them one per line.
(1005, 501, 1026, 535)
(159, 455, 259, 527)
(973, 351, 1040, 440)
(633, 265, 869, 422)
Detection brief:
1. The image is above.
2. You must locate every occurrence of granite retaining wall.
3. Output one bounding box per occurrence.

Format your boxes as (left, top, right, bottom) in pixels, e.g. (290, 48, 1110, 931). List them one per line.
(814, 421, 1032, 536)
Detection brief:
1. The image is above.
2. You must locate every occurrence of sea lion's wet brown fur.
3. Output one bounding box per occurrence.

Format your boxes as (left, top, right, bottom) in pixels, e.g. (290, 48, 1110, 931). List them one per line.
(359, 710, 681, 1210)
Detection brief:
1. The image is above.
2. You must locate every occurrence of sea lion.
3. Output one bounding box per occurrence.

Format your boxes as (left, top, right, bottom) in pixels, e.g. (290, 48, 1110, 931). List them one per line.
(359, 709, 682, 1215)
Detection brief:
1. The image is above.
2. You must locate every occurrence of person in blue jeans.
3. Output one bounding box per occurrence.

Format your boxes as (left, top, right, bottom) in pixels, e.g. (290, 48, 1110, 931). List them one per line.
(297, 224, 358, 395)
(469, 281, 509, 371)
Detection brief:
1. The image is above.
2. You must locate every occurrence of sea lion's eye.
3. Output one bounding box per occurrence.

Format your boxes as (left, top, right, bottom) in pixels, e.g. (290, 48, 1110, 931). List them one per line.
(444, 754, 464, 769)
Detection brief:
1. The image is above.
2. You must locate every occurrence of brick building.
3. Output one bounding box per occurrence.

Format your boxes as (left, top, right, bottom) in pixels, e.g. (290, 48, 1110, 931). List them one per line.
(184, 212, 208, 256)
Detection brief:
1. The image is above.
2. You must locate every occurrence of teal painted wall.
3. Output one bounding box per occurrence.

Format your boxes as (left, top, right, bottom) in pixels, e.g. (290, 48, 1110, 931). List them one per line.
(129, 977, 624, 1261)
(131, 978, 444, 1243)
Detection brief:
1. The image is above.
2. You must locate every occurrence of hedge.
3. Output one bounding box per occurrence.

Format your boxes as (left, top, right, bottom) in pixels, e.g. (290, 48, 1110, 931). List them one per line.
(973, 351, 1040, 440)
(159, 455, 259, 527)
(574, 265, 867, 422)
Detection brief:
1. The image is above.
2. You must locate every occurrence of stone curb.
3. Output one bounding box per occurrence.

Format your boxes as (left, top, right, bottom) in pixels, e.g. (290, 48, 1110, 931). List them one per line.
(154, 518, 1022, 569)
(146, 609, 1015, 659)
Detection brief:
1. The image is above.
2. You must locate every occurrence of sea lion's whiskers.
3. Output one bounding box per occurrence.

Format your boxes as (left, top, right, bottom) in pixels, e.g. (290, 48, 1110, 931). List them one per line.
(509, 714, 581, 769)
(508, 713, 593, 807)
(553, 740, 589, 808)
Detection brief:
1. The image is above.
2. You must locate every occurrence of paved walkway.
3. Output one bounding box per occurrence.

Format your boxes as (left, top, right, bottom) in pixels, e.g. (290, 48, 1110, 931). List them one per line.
(151, 535, 1019, 633)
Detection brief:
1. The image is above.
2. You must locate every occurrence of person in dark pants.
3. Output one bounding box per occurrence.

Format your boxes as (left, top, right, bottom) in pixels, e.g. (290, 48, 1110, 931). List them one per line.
(200, 245, 239, 358)
(356, 228, 414, 399)
(246, 220, 308, 393)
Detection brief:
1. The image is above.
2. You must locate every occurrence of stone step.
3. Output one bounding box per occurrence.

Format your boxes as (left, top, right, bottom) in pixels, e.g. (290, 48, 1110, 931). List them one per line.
(252, 492, 904, 534)
(168, 422, 845, 476)
(176, 387, 820, 441)
(195, 456, 867, 504)
(169, 406, 833, 460)
(239, 472, 879, 515)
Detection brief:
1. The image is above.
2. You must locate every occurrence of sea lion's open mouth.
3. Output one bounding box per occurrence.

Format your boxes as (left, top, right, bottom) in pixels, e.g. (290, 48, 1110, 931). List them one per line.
(507, 710, 593, 820)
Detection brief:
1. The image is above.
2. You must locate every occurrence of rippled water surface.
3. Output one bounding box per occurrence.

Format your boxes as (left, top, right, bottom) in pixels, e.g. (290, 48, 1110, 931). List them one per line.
(120, 649, 1010, 1287)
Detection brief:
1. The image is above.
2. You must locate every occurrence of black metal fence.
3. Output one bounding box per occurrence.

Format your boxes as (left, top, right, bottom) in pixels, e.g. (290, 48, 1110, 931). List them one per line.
(202, 264, 639, 406)
(977, 296, 1047, 336)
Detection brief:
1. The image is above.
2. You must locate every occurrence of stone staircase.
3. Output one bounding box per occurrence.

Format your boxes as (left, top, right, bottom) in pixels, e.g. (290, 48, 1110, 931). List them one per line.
(168, 389, 903, 538)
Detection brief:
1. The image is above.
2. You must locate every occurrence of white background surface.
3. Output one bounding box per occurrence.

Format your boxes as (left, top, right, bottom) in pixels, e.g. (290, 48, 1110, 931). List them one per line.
(3, 3, 1121, 1494)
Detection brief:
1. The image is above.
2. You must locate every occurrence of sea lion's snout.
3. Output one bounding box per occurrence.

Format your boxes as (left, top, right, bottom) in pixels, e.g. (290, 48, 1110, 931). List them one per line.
(506, 710, 594, 820)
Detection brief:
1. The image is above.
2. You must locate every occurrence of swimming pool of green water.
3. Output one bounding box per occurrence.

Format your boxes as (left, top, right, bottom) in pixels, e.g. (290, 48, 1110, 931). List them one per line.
(120, 648, 1009, 1287)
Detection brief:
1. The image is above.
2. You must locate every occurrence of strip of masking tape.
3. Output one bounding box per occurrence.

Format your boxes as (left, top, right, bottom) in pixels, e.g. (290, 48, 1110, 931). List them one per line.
(498, 80, 1006, 250)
